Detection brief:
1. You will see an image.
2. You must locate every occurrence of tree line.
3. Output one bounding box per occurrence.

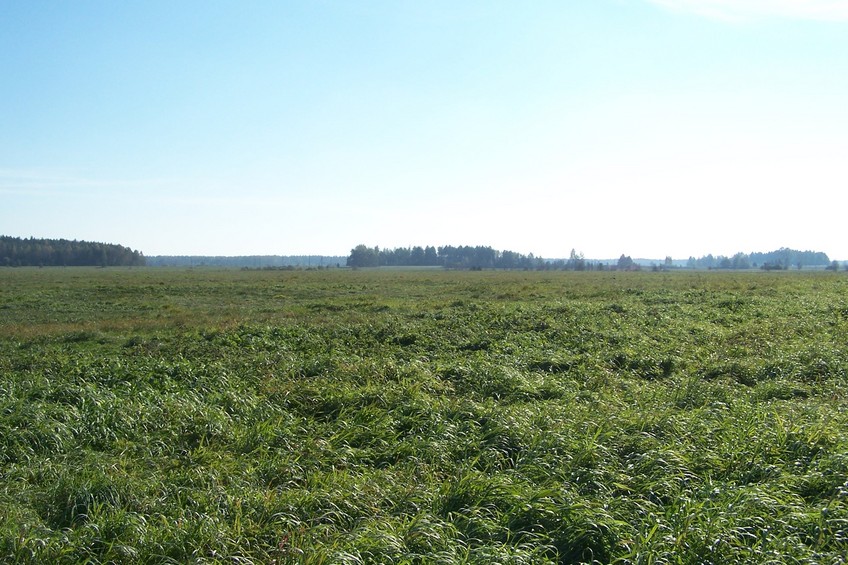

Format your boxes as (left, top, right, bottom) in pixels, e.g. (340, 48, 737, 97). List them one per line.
(686, 248, 831, 270)
(0, 236, 146, 267)
(347, 245, 615, 270)
(349, 244, 838, 272)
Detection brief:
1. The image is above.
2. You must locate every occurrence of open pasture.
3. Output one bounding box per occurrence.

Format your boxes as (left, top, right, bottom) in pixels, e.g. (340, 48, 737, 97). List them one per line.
(1, 267, 847, 563)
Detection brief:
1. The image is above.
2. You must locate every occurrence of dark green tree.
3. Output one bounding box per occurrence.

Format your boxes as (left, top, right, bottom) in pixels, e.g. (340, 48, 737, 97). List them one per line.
(617, 255, 636, 270)
(0, 236, 145, 266)
(347, 245, 380, 268)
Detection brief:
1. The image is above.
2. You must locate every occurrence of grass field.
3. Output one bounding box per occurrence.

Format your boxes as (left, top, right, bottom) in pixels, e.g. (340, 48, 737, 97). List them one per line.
(1, 267, 847, 563)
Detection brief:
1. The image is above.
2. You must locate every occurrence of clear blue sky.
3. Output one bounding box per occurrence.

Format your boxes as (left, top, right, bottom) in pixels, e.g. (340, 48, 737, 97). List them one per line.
(2, 0, 847, 259)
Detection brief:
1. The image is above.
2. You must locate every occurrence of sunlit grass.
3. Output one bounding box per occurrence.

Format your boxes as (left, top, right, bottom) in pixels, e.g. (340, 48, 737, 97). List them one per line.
(1, 267, 847, 562)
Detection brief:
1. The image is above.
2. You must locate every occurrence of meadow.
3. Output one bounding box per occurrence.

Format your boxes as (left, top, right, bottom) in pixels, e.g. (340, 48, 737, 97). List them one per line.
(1, 267, 846, 564)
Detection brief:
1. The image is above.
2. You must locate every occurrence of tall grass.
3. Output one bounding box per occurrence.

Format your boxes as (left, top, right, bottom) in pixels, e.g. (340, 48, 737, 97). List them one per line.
(0, 268, 846, 562)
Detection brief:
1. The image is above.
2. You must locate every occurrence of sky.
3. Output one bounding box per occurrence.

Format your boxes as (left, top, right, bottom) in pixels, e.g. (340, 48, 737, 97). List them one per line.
(2, 0, 847, 260)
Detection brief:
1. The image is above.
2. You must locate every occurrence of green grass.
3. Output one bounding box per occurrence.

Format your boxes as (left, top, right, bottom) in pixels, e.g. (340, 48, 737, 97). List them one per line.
(1, 267, 847, 563)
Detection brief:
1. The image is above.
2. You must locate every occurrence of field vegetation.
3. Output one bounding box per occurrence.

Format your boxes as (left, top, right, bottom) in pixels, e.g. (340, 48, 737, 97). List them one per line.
(1, 267, 847, 563)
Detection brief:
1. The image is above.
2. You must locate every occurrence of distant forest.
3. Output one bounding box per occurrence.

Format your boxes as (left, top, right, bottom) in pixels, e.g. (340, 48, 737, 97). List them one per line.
(686, 248, 831, 270)
(0, 236, 145, 267)
(0, 236, 837, 271)
(347, 244, 610, 270)
(349, 244, 836, 271)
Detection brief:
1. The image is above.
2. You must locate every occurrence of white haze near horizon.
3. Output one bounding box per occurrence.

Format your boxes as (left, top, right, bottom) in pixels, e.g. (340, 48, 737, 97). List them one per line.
(1, 0, 847, 260)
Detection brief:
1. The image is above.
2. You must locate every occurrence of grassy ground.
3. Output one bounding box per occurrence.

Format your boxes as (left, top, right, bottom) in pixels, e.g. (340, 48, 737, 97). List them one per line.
(1, 267, 847, 563)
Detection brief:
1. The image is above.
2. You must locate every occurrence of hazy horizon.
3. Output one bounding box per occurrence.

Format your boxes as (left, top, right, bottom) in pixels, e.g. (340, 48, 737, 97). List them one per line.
(143, 245, 835, 263)
(3, 1, 847, 260)
(5, 234, 840, 265)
